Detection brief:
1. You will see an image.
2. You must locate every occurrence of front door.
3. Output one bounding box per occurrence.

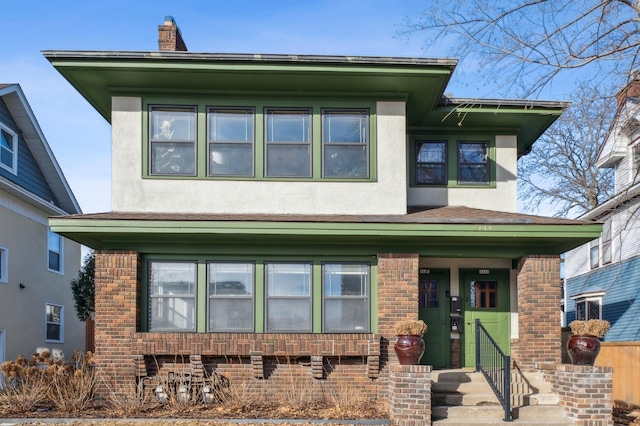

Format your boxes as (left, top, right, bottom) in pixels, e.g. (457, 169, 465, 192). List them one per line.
(460, 269, 510, 368)
(418, 268, 450, 368)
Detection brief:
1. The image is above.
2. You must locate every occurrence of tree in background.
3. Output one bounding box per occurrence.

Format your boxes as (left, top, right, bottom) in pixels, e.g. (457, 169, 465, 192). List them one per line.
(405, 0, 630, 216)
(518, 82, 616, 217)
(405, 0, 640, 97)
(70, 252, 95, 321)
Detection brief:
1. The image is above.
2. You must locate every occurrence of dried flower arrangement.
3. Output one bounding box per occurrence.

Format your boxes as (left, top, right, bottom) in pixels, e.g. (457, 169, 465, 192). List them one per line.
(569, 319, 611, 338)
(394, 319, 427, 337)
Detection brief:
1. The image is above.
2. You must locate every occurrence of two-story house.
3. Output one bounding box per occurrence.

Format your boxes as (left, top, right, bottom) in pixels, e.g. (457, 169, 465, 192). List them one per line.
(44, 18, 601, 398)
(0, 84, 83, 365)
(564, 74, 640, 342)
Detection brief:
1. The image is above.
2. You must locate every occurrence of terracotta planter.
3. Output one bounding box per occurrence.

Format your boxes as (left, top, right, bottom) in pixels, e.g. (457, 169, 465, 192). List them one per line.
(394, 335, 425, 365)
(566, 335, 601, 365)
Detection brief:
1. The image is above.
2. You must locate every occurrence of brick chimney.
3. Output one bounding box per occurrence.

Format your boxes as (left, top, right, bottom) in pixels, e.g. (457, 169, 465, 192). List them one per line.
(616, 71, 640, 107)
(158, 16, 188, 52)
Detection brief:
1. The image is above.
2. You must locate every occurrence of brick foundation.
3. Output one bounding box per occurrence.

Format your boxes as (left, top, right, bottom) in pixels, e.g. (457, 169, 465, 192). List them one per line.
(388, 364, 432, 425)
(512, 255, 562, 370)
(543, 363, 613, 425)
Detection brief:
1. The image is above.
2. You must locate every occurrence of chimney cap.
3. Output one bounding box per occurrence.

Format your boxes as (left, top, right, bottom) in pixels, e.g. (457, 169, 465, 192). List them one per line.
(164, 16, 176, 25)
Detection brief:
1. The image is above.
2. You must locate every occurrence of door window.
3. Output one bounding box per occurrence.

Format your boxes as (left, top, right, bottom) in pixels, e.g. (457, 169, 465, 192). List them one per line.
(470, 280, 498, 308)
(419, 279, 439, 308)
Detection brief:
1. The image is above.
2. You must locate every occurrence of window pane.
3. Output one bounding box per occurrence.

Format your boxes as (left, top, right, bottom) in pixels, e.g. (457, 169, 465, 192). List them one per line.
(416, 141, 446, 185)
(266, 144, 311, 177)
(151, 142, 196, 175)
(209, 143, 253, 176)
(151, 108, 196, 141)
(46, 304, 61, 323)
(267, 263, 311, 296)
(209, 109, 253, 142)
(150, 297, 196, 330)
(458, 142, 489, 184)
(324, 299, 369, 331)
(324, 264, 368, 296)
(323, 145, 367, 177)
(590, 245, 599, 268)
(48, 231, 61, 252)
(267, 299, 311, 331)
(324, 112, 367, 143)
(576, 301, 586, 320)
(48, 251, 61, 271)
(209, 299, 253, 331)
(150, 262, 196, 296)
(419, 279, 439, 308)
(0, 129, 13, 168)
(588, 301, 600, 320)
(266, 111, 310, 142)
(47, 323, 61, 341)
(208, 263, 253, 296)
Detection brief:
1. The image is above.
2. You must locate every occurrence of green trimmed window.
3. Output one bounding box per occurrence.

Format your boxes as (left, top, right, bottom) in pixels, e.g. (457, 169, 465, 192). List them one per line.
(145, 258, 372, 333)
(415, 141, 447, 185)
(412, 137, 493, 186)
(208, 108, 255, 177)
(322, 110, 369, 178)
(149, 107, 197, 176)
(149, 261, 197, 331)
(458, 142, 489, 184)
(265, 109, 312, 177)
(145, 100, 374, 181)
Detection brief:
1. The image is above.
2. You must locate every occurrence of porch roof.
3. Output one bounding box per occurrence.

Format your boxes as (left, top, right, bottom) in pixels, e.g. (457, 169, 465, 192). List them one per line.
(50, 206, 601, 258)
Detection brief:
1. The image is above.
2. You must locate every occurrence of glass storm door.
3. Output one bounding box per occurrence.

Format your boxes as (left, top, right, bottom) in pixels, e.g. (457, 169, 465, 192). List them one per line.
(418, 269, 450, 368)
(461, 269, 510, 368)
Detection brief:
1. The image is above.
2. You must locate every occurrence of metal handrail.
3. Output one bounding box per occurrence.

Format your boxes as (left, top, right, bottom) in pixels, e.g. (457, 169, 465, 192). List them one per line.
(475, 318, 512, 422)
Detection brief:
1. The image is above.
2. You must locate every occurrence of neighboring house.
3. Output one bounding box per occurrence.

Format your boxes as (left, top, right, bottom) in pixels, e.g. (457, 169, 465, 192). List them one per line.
(564, 75, 640, 342)
(0, 84, 83, 364)
(44, 18, 601, 397)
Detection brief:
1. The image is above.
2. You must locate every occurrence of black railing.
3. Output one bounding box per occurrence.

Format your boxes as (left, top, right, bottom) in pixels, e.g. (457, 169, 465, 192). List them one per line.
(475, 318, 512, 422)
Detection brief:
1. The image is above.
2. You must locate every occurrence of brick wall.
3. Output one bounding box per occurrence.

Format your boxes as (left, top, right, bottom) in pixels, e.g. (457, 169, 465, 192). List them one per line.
(388, 364, 432, 425)
(94, 250, 141, 395)
(93, 250, 422, 403)
(512, 255, 562, 370)
(544, 363, 613, 425)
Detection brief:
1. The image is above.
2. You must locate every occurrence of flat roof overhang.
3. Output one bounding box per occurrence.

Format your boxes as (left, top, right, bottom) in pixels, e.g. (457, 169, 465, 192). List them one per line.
(50, 217, 601, 258)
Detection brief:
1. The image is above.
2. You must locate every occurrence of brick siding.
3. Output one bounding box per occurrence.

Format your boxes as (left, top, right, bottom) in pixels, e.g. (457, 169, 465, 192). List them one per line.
(512, 255, 562, 370)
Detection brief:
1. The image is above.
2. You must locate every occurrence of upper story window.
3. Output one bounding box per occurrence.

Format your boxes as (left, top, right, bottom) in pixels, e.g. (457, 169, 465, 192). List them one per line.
(0, 124, 17, 174)
(601, 220, 612, 265)
(265, 109, 312, 177)
(458, 142, 490, 185)
(590, 240, 599, 269)
(322, 110, 369, 178)
(415, 141, 447, 185)
(412, 138, 493, 187)
(45, 303, 64, 342)
(47, 230, 63, 273)
(149, 106, 197, 176)
(633, 142, 640, 183)
(145, 101, 374, 182)
(0, 246, 7, 283)
(208, 108, 254, 177)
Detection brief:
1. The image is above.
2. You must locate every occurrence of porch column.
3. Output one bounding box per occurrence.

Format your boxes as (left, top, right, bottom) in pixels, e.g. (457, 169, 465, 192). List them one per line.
(93, 250, 141, 395)
(512, 255, 562, 371)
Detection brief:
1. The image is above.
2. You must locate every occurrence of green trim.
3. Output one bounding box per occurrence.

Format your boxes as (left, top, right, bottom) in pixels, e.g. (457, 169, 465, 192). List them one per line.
(139, 254, 376, 333)
(142, 97, 377, 182)
(409, 135, 496, 188)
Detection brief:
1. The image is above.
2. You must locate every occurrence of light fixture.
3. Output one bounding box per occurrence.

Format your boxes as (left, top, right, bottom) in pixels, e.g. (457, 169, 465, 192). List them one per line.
(19, 283, 25, 289)
(154, 385, 168, 404)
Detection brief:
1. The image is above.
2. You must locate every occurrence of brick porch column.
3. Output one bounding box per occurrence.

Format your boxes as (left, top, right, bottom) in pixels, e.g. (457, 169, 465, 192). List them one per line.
(93, 250, 140, 395)
(512, 255, 562, 370)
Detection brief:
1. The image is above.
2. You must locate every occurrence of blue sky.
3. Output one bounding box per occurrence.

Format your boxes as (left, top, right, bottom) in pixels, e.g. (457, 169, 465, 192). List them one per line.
(2, 0, 559, 215)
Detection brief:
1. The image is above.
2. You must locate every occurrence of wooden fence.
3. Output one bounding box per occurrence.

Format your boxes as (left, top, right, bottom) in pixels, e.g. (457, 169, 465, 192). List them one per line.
(595, 342, 640, 407)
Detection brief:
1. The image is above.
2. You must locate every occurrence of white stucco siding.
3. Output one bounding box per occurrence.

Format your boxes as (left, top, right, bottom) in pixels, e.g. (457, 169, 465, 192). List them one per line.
(407, 135, 518, 212)
(111, 98, 408, 215)
(0, 193, 83, 361)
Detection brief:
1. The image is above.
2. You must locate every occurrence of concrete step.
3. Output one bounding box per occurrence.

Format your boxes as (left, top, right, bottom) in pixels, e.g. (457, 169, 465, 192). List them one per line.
(432, 380, 494, 394)
(432, 405, 571, 424)
(433, 420, 573, 425)
(432, 392, 499, 406)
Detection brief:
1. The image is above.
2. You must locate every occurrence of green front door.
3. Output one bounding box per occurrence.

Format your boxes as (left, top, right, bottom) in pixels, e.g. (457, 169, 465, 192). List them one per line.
(418, 268, 450, 368)
(460, 269, 510, 368)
